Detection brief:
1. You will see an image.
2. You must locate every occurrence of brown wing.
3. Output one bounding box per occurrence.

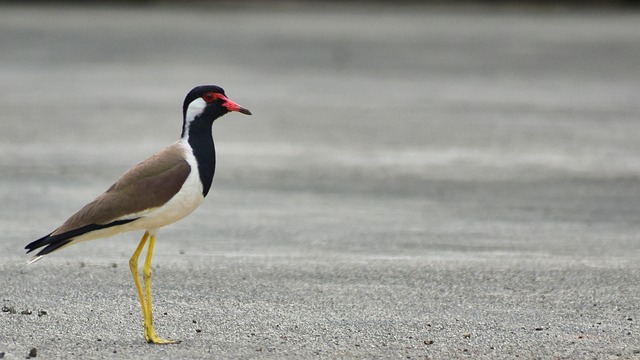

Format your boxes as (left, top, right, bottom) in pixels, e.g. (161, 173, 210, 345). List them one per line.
(52, 142, 191, 235)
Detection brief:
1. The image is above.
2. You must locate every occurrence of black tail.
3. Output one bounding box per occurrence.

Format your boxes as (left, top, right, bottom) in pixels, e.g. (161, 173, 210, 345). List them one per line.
(25, 231, 72, 257)
(25, 219, 137, 257)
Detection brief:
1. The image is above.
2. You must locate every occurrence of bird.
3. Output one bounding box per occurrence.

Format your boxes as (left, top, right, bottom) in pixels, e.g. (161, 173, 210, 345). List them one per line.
(25, 85, 251, 344)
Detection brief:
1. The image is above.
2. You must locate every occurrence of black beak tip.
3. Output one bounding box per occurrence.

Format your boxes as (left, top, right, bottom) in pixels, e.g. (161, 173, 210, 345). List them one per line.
(239, 108, 252, 115)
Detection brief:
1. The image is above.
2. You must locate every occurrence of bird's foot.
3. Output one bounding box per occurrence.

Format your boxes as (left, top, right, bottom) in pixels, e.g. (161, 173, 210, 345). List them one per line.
(144, 325, 181, 344)
(146, 336, 181, 345)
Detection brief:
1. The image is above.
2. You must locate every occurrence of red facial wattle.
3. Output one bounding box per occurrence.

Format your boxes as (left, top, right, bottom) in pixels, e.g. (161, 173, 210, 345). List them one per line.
(202, 92, 251, 115)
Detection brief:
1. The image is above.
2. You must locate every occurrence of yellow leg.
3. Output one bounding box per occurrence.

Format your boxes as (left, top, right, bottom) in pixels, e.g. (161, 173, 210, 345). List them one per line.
(129, 231, 179, 344)
(129, 232, 149, 323)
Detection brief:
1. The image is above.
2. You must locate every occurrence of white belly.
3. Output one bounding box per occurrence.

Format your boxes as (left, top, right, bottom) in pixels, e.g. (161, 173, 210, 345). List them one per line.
(130, 175, 204, 230)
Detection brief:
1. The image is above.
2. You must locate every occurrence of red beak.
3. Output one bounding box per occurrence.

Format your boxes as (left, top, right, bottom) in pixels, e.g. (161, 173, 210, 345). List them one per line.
(222, 98, 252, 115)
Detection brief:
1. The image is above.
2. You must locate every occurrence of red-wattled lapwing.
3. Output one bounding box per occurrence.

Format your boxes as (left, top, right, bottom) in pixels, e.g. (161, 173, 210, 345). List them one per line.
(25, 85, 251, 344)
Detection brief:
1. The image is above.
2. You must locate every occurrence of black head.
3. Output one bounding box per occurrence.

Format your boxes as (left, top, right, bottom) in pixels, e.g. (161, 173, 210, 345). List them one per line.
(181, 85, 251, 137)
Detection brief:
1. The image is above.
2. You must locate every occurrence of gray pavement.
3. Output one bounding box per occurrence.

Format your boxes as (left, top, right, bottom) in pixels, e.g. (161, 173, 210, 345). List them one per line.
(1, 3, 640, 359)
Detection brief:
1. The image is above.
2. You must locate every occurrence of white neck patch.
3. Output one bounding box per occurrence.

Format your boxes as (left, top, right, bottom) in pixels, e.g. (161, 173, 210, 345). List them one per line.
(183, 97, 207, 134)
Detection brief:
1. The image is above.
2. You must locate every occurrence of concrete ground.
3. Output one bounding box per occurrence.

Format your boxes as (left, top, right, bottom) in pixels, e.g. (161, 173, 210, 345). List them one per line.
(1, 3, 640, 359)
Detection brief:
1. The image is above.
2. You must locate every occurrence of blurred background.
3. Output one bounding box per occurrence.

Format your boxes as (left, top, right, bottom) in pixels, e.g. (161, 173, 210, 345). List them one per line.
(1, 1, 640, 358)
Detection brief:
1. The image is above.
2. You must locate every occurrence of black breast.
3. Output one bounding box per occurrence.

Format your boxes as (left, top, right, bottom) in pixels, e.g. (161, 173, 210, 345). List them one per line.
(187, 120, 216, 197)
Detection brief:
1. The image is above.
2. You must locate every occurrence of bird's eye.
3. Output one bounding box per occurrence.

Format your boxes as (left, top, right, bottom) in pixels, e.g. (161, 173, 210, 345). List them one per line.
(202, 92, 217, 103)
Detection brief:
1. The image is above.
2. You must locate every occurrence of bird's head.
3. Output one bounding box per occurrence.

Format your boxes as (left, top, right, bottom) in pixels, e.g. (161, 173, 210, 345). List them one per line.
(181, 85, 251, 137)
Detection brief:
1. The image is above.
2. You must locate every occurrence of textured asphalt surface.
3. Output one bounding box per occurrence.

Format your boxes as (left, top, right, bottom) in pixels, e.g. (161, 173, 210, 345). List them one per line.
(1, 3, 640, 359)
